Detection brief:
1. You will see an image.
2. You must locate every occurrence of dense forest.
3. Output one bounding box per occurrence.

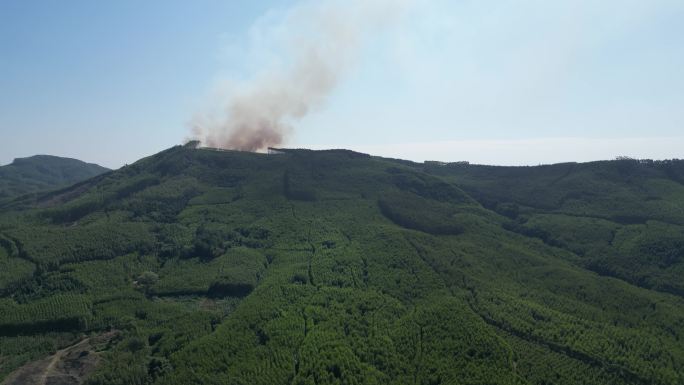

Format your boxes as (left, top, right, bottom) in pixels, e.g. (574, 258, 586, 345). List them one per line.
(1, 145, 683, 384)
(0, 155, 109, 201)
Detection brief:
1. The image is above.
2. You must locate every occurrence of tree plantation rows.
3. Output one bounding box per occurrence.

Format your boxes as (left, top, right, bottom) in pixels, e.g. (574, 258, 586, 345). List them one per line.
(0, 146, 683, 384)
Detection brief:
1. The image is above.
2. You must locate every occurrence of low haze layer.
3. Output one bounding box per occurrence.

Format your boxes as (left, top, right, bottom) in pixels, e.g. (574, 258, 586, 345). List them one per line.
(1, 0, 682, 167)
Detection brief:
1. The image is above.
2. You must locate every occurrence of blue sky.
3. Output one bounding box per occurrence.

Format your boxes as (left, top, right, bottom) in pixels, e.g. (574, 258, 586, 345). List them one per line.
(1, 0, 683, 168)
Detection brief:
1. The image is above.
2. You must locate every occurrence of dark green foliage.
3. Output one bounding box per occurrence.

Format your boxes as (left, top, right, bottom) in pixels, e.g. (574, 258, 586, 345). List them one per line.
(1, 146, 684, 385)
(43, 195, 107, 223)
(0, 294, 92, 335)
(0, 155, 109, 200)
(137, 271, 159, 287)
(0, 333, 77, 378)
(5, 222, 155, 269)
(378, 192, 464, 235)
(115, 176, 160, 199)
(0, 236, 35, 292)
(427, 159, 684, 298)
(137, 271, 159, 296)
(207, 281, 253, 298)
(284, 169, 318, 201)
(191, 224, 231, 261)
(387, 167, 470, 203)
(152, 247, 266, 297)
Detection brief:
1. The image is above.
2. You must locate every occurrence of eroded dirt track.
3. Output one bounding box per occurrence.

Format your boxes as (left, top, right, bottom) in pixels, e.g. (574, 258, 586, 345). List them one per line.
(2, 331, 118, 385)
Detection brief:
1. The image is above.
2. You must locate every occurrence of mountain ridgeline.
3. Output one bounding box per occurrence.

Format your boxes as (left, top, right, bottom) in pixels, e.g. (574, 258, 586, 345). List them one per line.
(1, 145, 683, 385)
(0, 155, 109, 201)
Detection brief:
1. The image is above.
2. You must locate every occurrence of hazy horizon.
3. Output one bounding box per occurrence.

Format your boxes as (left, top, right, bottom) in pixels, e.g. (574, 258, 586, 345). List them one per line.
(2, 0, 682, 168)
(5, 135, 684, 170)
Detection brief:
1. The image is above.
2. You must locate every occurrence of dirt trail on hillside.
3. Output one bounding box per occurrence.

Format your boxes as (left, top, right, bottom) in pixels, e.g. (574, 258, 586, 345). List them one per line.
(1, 331, 118, 385)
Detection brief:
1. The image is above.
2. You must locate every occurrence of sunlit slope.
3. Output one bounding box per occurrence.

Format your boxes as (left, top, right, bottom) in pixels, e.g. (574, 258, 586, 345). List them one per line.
(426, 159, 684, 297)
(0, 146, 683, 385)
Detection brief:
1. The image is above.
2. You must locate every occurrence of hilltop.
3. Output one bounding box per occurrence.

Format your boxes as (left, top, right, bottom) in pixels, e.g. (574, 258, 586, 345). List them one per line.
(0, 145, 683, 385)
(0, 155, 109, 200)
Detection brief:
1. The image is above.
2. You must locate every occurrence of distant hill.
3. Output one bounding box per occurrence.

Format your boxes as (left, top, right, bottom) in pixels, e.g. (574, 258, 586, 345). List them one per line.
(423, 158, 684, 298)
(0, 155, 109, 199)
(1, 146, 684, 385)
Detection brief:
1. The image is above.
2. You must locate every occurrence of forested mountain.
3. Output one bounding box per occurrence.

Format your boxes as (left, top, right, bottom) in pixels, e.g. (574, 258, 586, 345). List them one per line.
(1, 145, 683, 385)
(0, 155, 110, 200)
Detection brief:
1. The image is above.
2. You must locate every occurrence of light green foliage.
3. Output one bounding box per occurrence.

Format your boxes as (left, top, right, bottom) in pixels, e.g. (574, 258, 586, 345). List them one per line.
(153, 247, 266, 296)
(0, 294, 92, 332)
(0, 146, 683, 385)
(0, 244, 35, 290)
(5, 221, 155, 269)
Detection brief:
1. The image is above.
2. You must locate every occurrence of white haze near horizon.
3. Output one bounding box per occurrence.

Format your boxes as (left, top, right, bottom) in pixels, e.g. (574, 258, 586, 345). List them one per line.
(0, 0, 682, 168)
(306, 137, 684, 166)
(3, 137, 683, 168)
(195, 0, 683, 166)
(287, 0, 684, 163)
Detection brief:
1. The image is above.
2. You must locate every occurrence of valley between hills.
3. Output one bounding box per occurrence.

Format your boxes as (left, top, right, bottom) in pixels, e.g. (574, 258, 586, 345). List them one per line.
(1, 145, 684, 384)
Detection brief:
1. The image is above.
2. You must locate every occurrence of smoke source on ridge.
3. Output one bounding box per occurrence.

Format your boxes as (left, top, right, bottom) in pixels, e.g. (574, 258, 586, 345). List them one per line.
(191, 0, 409, 151)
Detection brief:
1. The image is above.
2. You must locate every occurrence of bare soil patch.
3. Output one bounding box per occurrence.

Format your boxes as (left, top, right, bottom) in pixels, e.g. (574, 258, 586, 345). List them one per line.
(2, 331, 118, 385)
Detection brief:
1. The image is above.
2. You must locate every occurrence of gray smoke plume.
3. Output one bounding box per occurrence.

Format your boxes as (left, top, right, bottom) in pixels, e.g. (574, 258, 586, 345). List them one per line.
(191, 0, 410, 151)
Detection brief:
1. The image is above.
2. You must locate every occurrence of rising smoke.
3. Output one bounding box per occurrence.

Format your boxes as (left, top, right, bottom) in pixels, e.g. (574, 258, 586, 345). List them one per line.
(191, 0, 410, 151)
